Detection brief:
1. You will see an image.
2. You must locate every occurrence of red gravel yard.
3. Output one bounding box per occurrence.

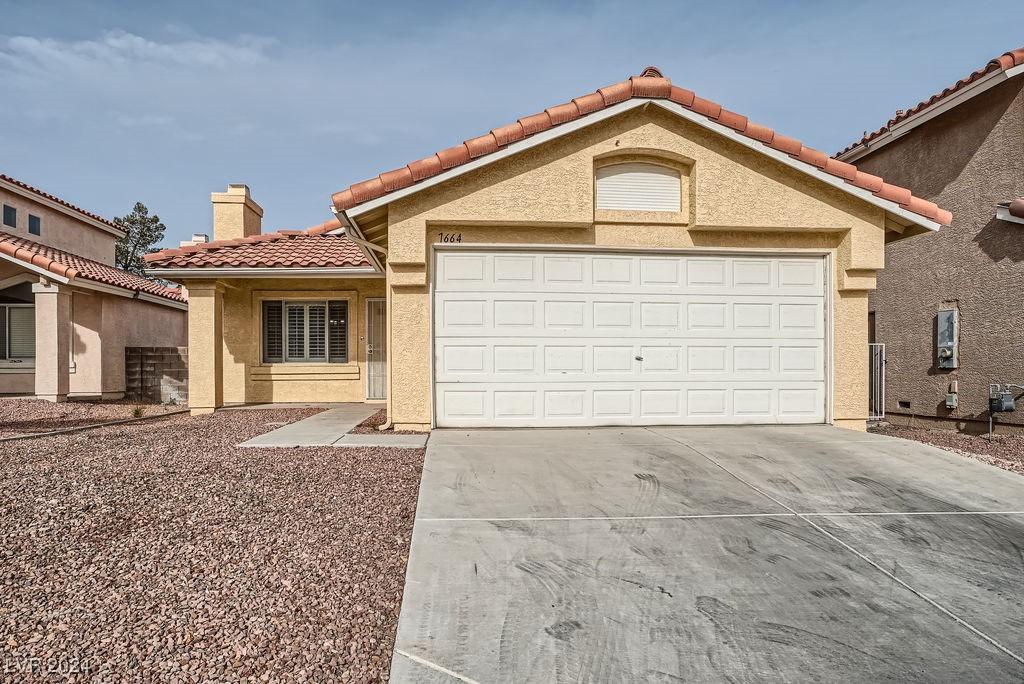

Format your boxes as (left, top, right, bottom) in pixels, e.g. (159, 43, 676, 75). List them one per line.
(872, 424, 1024, 475)
(0, 408, 424, 682)
(0, 398, 182, 438)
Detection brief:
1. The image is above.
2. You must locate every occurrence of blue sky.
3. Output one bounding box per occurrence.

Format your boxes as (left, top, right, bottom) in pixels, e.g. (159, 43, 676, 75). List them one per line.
(1, 1, 1021, 247)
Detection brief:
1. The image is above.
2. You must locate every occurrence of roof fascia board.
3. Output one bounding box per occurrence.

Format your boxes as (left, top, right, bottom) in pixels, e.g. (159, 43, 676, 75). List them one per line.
(344, 97, 938, 233)
(652, 100, 938, 232)
(996, 205, 1024, 225)
(839, 67, 1020, 162)
(146, 267, 383, 279)
(0, 178, 125, 238)
(345, 99, 648, 219)
(0, 251, 72, 284)
(653, 103, 939, 231)
(333, 210, 385, 271)
(66, 277, 187, 309)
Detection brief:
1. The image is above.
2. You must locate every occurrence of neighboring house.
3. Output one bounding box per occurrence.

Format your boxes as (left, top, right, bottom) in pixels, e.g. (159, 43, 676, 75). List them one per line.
(0, 174, 188, 401)
(146, 67, 950, 431)
(837, 47, 1024, 431)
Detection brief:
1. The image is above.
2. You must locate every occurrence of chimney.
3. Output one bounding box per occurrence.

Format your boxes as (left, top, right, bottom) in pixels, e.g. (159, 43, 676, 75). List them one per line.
(179, 233, 209, 248)
(211, 184, 263, 242)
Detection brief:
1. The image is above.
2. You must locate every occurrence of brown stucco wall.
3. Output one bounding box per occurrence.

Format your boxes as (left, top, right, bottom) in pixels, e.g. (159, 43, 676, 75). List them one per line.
(854, 77, 1024, 428)
(0, 189, 119, 264)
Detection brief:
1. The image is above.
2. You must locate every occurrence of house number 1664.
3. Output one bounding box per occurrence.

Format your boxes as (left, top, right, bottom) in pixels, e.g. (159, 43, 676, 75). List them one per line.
(437, 232, 463, 243)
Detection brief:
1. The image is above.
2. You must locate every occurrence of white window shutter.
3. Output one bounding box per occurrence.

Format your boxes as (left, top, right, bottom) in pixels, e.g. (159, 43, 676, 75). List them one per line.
(596, 162, 681, 212)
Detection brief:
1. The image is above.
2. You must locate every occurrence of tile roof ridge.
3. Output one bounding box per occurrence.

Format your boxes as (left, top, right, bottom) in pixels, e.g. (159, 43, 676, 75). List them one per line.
(330, 67, 952, 226)
(837, 46, 1024, 156)
(143, 217, 344, 263)
(0, 173, 121, 231)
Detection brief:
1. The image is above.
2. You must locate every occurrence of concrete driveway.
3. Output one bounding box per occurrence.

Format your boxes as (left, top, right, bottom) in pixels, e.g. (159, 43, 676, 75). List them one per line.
(390, 426, 1024, 683)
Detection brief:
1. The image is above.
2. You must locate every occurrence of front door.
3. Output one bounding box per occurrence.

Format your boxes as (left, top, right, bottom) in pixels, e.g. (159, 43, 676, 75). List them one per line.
(366, 298, 387, 400)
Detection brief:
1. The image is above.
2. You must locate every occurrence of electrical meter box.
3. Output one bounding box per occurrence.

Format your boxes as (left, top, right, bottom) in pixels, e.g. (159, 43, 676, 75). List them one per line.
(990, 392, 1016, 413)
(937, 309, 958, 369)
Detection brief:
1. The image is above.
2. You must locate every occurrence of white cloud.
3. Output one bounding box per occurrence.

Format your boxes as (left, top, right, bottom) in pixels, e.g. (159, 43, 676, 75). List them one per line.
(0, 29, 272, 73)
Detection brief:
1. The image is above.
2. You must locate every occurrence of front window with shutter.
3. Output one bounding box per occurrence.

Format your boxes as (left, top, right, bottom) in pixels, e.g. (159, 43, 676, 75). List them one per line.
(0, 305, 35, 361)
(262, 300, 348, 363)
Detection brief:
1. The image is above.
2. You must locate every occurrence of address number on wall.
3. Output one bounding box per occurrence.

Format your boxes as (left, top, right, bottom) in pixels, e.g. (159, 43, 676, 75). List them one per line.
(437, 232, 463, 243)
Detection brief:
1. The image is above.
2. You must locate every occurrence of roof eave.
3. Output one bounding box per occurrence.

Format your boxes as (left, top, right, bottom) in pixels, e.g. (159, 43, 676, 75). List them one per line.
(344, 98, 943, 234)
(0, 177, 125, 238)
(838, 62, 1024, 162)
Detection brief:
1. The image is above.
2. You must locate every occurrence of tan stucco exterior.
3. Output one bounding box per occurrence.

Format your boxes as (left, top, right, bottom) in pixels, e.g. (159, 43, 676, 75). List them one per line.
(374, 106, 887, 430)
(184, 277, 384, 413)
(179, 105, 906, 429)
(0, 186, 121, 264)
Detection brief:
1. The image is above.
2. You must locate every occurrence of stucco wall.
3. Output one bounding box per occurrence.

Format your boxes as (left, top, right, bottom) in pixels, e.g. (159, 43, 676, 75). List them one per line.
(855, 77, 1024, 428)
(382, 105, 888, 430)
(0, 188, 118, 264)
(65, 289, 187, 398)
(184, 277, 384, 410)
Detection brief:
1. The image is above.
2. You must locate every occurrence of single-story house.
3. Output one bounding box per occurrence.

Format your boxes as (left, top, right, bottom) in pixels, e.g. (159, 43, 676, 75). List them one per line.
(145, 67, 952, 431)
(1, 173, 188, 401)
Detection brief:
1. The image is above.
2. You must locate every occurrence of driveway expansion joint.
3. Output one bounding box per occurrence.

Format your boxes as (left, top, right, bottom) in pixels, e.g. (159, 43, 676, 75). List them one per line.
(647, 427, 1024, 667)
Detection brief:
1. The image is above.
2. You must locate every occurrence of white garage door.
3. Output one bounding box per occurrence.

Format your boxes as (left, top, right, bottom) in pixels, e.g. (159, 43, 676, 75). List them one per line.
(433, 250, 827, 427)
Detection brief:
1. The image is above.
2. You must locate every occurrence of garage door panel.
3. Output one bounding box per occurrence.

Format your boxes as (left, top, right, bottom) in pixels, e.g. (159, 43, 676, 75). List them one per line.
(435, 252, 823, 297)
(435, 251, 826, 427)
(434, 293, 822, 338)
(435, 382, 826, 426)
(435, 338, 824, 384)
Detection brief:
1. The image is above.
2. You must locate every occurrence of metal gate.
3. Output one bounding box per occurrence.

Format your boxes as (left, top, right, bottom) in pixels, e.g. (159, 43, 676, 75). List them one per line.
(366, 298, 387, 400)
(868, 343, 885, 421)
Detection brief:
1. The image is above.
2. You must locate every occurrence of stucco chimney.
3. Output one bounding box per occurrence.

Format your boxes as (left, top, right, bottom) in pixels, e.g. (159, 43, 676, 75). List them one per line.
(211, 184, 263, 241)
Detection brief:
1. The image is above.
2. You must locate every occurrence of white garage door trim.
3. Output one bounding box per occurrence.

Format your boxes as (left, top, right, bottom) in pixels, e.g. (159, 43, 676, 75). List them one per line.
(430, 245, 832, 428)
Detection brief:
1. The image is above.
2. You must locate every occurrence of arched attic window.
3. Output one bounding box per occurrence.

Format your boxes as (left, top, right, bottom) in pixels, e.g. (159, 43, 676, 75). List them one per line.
(595, 162, 682, 212)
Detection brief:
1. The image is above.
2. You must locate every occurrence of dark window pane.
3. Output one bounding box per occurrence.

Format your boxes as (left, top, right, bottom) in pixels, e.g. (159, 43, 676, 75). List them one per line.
(0, 307, 7, 359)
(2, 205, 15, 228)
(262, 300, 283, 362)
(28, 215, 40, 235)
(328, 301, 348, 363)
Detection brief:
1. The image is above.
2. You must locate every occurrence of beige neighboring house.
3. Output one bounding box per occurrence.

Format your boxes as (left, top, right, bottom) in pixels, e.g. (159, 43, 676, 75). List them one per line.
(0, 173, 188, 401)
(146, 67, 952, 431)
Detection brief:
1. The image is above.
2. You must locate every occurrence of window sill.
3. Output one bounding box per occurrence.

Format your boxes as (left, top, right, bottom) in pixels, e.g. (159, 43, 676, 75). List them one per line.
(250, 362, 360, 382)
(0, 364, 35, 373)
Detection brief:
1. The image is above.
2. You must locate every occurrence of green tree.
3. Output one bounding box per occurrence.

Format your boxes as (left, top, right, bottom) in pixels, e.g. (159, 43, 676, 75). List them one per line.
(114, 202, 166, 275)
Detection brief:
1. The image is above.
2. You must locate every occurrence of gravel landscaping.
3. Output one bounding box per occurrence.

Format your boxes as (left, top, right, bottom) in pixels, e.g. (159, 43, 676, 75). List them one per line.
(872, 424, 1024, 475)
(0, 399, 182, 438)
(0, 408, 424, 682)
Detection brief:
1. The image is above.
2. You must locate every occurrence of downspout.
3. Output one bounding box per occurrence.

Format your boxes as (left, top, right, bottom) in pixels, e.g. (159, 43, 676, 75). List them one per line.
(332, 207, 393, 431)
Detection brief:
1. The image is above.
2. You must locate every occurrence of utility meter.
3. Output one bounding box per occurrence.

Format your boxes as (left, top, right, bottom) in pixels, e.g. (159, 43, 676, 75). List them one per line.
(990, 391, 1016, 413)
(936, 309, 958, 369)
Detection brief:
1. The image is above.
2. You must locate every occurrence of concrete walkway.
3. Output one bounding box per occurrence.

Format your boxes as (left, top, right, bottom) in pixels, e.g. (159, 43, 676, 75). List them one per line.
(238, 403, 427, 448)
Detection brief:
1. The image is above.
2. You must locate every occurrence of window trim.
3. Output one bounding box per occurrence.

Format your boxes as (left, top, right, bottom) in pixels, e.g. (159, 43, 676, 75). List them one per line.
(254, 290, 358, 367)
(28, 214, 41, 236)
(0, 303, 36, 367)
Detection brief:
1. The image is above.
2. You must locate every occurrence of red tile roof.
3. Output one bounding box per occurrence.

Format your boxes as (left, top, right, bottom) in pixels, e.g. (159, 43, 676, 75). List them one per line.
(143, 218, 370, 269)
(837, 47, 1024, 157)
(330, 67, 953, 227)
(0, 173, 122, 232)
(0, 231, 186, 303)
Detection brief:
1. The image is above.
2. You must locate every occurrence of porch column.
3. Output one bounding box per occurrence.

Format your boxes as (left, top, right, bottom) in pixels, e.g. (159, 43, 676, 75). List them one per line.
(187, 281, 224, 415)
(32, 280, 71, 402)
